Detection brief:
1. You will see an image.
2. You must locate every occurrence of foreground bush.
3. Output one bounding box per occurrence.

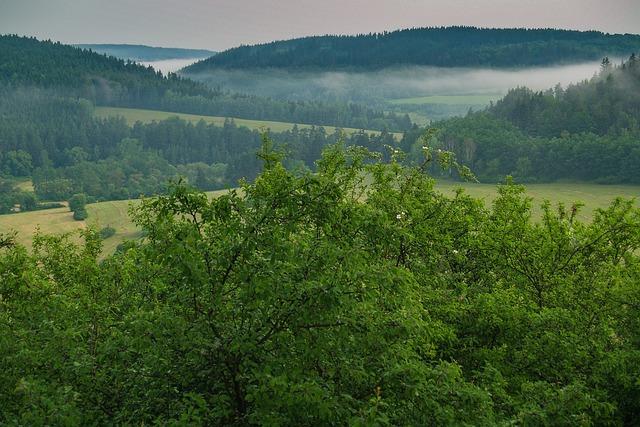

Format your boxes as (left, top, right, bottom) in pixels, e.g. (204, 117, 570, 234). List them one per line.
(1, 142, 639, 425)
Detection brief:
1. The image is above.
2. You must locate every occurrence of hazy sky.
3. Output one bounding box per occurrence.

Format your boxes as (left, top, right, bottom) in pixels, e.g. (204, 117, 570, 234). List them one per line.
(1, 0, 639, 51)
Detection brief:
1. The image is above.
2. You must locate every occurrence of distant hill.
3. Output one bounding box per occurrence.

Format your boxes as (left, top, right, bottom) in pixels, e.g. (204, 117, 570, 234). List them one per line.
(0, 35, 411, 132)
(75, 44, 216, 61)
(0, 35, 218, 102)
(184, 27, 640, 72)
(487, 55, 640, 137)
(431, 55, 640, 183)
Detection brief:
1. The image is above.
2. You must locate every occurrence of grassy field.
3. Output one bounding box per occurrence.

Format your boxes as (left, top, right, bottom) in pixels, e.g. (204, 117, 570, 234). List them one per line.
(437, 181, 639, 222)
(1, 183, 637, 255)
(389, 94, 501, 106)
(0, 190, 229, 255)
(95, 107, 403, 139)
(14, 178, 34, 192)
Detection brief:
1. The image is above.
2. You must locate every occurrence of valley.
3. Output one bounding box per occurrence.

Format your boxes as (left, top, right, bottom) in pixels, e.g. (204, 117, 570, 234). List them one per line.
(1, 17, 640, 424)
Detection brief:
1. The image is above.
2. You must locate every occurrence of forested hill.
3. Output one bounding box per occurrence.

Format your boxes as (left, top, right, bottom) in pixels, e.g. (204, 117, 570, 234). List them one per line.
(0, 35, 410, 131)
(75, 44, 216, 61)
(184, 27, 640, 72)
(487, 55, 640, 137)
(0, 35, 220, 99)
(430, 55, 640, 183)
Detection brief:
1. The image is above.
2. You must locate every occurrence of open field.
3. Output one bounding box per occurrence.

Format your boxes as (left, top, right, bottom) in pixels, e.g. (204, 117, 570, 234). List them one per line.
(95, 106, 403, 139)
(0, 190, 229, 255)
(14, 179, 35, 192)
(389, 94, 501, 106)
(437, 181, 640, 222)
(1, 183, 637, 255)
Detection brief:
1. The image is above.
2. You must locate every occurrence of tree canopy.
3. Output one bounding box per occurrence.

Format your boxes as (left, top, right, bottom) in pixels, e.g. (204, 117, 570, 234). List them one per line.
(1, 141, 640, 424)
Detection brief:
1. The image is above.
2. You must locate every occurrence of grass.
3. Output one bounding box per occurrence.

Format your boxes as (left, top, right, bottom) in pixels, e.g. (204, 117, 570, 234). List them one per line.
(1, 183, 637, 255)
(14, 178, 34, 192)
(389, 94, 501, 106)
(436, 181, 639, 222)
(95, 106, 403, 139)
(0, 190, 230, 255)
(86, 199, 143, 254)
(0, 204, 84, 250)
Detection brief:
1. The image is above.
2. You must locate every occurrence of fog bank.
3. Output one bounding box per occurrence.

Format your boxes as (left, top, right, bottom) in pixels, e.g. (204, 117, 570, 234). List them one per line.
(184, 61, 607, 104)
(140, 58, 206, 75)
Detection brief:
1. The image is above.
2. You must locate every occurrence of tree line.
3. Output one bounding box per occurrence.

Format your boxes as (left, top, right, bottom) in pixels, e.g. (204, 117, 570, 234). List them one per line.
(185, 26, 640, 71)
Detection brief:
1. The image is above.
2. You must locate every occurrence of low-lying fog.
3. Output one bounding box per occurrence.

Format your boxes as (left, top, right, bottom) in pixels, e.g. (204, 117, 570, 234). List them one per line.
(183, 61, 606, 104)
(140, 58, 206, 75)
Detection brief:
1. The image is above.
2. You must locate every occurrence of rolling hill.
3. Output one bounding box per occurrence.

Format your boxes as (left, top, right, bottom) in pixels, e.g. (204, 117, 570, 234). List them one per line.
(184, 27, 640, 72)
(94, 106, 403, 139)
(0, 35, 410, 131)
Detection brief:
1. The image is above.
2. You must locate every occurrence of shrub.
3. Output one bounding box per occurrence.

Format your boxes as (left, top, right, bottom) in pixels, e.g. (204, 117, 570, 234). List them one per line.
(99, 226, 116, 239)
(72, 208, 88, 221)
(68, 193, 87, 213)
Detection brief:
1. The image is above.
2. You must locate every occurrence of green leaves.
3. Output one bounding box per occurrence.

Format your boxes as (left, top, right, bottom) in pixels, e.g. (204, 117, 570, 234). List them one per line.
(1, 137, 639, 424)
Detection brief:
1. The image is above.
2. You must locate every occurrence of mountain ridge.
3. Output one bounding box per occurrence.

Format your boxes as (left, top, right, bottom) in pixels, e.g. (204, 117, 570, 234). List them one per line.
(184, 26, 640, 72)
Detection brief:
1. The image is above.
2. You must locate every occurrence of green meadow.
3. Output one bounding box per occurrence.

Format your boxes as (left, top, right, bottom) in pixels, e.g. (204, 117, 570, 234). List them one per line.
(2, 182, 637, 255)
(95, 106, 403, 139)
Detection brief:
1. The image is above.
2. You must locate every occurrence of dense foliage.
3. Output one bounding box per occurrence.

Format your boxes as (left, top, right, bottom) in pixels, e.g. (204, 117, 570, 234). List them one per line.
(425, 56, 640, 183)
(185, 27, 640, 71)
(0, 35, 410, 131)
(0, 180, 37, 214)
(0, 83, 400, 200)
(488, 55, 640, 137)
(1, 142, 639, 424)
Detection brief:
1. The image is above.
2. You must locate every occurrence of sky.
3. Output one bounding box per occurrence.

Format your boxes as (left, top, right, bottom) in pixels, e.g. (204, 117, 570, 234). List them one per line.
(1, 0, 639, 51)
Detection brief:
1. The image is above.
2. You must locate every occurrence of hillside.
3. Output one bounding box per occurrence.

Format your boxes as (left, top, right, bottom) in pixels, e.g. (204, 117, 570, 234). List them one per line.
(428, 55, 640, 183)
(0, 35, 209, 94)
(75, 44, 215, 61)
(184, 27, 640, 72)
(488, 55, 640, 137)
(0, 35, 410, 131)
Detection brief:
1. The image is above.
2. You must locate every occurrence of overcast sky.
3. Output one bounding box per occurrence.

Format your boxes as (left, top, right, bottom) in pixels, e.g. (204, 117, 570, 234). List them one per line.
(1, 0, 638, 51)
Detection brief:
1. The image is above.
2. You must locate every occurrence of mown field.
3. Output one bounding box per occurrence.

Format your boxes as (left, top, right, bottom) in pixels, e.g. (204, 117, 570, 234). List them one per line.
(0, 201, 140, 254)
(95, 107, 403, 139)
(436, 181, 640, 223)
(389, 94, 501, 105)
(1, 182, 637, 255)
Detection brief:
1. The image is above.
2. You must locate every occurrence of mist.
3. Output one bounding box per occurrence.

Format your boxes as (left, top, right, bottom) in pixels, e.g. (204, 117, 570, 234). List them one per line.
(184, 61, 607, 105)
(140, 58, 206, 75)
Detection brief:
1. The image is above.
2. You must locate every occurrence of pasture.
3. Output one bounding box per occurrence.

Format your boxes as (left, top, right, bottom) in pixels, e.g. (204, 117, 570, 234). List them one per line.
(437, 181, 639, 222)
(1, 182, 637, 255)
(95, 106, 403, 139)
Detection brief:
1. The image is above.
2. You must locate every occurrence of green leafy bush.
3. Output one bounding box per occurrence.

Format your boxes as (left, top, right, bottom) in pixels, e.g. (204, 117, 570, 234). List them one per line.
(99, 226, 116, 239)
(72, 208, 87, 221)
